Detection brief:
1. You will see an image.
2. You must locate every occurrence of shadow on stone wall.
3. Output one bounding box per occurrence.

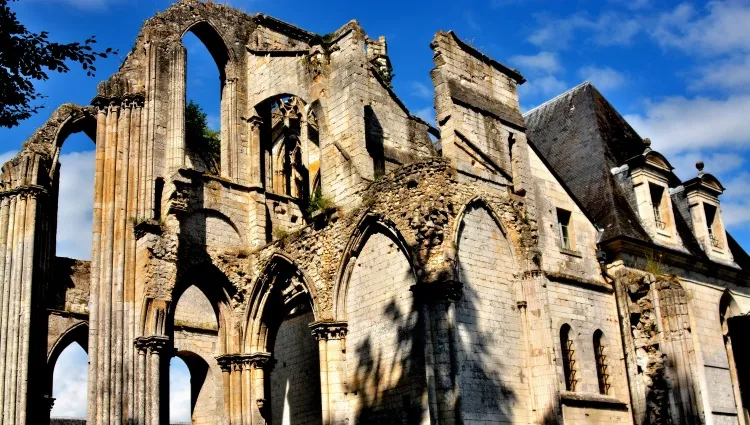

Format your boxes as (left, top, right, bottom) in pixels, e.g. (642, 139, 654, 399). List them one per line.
(349, 266, 516, 424)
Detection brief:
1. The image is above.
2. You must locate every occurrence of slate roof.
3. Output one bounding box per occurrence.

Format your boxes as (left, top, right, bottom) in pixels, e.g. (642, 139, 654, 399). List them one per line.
(523, 82, 749, 272)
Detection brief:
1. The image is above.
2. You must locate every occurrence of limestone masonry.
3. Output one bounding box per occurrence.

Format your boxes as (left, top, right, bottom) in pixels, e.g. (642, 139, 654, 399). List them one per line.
(1, 1, 749, 424)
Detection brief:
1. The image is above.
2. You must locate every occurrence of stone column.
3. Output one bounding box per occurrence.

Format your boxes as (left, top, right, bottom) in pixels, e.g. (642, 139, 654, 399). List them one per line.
(217, 355, 234, 425)
(0, 153, 53, 425)
(310, 321, 348, 425)
(251, 353, 272, 425)
(134, 338, 148, 425)
(142, 336, 169, 425)
(167, 45, 186, 171)
(240, 356, 254, 425)
(411, 279, 464, 425)
(247, 116, 263, 187)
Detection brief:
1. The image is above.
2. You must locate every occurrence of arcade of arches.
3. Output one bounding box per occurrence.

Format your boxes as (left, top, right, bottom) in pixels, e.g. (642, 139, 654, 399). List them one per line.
(2, 2, 750, 425)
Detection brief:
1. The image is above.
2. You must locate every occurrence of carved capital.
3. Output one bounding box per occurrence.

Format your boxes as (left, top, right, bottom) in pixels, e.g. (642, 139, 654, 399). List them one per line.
(411, 280, 463, 303)
(217, 352, 273, 372)
(216, 354, 235, 372)
(135, 335, 170, 354)
(309, 321, 348, 341)
(246, 115, 263, 130)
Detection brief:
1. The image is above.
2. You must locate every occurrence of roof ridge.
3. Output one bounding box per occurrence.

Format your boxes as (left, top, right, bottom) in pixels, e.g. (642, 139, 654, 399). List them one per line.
(523, 81, 591, 117)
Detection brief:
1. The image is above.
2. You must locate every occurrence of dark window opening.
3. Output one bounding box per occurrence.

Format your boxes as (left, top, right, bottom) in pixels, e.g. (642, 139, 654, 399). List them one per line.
(594, 330, 609, 395)
(557, 208, 572, 250)
(649, 183, 666, 230)
(154, 177, 164, 220)
(704, 203, 720, 248)
(560, 324, 577, 391)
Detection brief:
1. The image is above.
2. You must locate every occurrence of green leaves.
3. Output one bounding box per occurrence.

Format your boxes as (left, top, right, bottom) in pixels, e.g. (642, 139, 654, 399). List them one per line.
(0, 0, 119, 128)
(185, 100, 221, 175)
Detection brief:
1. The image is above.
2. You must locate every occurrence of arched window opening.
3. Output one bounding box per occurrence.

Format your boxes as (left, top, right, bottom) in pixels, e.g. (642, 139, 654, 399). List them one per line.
(183, 30, 222, 175)
(260, 96, 320, 202)
(593, 330, 609, 395)
(50, 342, 88, 420)
(170, 356, 192, 424)
(170, 283, 221, 425)
(560, 324, 577, 392)
(268, 298, 322, 425)
(56, 131, 95, 260)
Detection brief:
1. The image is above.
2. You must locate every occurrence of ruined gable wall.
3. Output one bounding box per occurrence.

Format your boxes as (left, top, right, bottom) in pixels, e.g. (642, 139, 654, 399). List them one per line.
(431, 31, 529, 190)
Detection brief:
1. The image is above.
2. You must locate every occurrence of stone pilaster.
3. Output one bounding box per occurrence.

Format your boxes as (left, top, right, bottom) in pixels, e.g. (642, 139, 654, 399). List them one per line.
(519, 270, 561, 424)
(0, 153, 54, 425)
(411, 279, 463, 425)
(217, 352, 272, 425)
(310, 321, 348, 425)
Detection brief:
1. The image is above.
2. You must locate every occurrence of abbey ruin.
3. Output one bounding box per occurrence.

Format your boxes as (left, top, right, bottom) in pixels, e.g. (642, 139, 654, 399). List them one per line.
(0, 1, 749, 424)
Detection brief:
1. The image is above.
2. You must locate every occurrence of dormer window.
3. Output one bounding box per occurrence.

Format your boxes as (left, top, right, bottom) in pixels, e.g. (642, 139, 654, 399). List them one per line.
(557, 208, 573, 250)
(650, 183, 666, 230)
(704, 204, 720, 248)
(626, 141, 681, 245)
(683, 161, 735, 264)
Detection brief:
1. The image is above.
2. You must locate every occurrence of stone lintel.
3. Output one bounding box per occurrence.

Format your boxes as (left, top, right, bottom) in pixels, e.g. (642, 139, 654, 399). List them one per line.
(309, 321, 348, 341)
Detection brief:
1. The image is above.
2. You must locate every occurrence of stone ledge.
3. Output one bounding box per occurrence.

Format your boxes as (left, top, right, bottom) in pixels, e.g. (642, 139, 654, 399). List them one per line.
(560, 391, 628, 409)
(545, 271, 614, 293)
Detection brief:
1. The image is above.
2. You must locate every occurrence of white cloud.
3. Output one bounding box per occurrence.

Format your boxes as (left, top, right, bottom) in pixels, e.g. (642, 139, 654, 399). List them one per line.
(651, 2, 750, 56)
(519, 75, 567, 98)
(171, 358, 192, 423)
(529, 12, 641, 50)
(720, 173, 750, 228)
(51, 343, 88, 419)
(510, 51, 562, 74)
(667, 151, 744, 181)
(624, 95, 750, 154)
(409, 81, 433, 100)
(690, 54, 750, 92)
(57, 150, 96, 260)
(578, 66, 626, 91)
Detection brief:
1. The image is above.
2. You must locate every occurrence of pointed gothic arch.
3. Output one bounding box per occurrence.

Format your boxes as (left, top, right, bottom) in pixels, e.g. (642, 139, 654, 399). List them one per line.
(333, 214, 416, 321)
(243, 253, 319, 353)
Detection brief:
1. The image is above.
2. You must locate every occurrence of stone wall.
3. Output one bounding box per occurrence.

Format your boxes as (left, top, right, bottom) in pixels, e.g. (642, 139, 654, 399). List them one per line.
(345, 230, 426, 424)
(270, 307, 321, 425)
(456, 204, 530, 424)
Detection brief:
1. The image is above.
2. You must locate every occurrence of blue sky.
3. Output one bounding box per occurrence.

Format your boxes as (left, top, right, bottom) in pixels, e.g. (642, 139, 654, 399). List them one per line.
(6, 0, 750, 421)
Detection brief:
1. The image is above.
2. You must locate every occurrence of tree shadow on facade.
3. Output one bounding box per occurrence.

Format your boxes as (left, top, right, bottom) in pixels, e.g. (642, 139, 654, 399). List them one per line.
(349, 269, 515, 424)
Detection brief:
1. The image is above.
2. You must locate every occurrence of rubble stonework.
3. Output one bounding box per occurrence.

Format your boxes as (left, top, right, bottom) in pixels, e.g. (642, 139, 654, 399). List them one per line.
(0, 1, 748, 425)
